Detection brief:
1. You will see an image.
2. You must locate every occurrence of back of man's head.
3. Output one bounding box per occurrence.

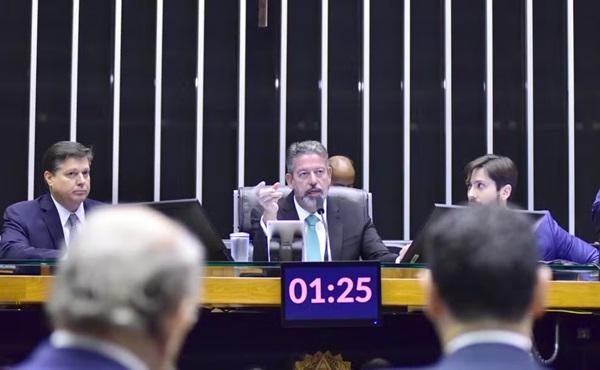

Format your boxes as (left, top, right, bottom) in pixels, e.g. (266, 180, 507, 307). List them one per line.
(329, 155, 356, 187)
(424, 205, 540, 324)
(47, 206, 204, 344)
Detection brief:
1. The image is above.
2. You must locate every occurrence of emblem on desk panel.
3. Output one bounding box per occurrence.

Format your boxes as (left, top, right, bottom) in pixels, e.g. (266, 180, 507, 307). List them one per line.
(294, 351, 351, 370)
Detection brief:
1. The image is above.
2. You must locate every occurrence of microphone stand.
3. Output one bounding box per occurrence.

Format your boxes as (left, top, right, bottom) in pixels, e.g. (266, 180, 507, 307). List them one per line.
(316, 197, 331, 261)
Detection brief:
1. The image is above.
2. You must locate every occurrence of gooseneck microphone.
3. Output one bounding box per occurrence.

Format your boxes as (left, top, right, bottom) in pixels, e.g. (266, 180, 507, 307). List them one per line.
(315, 197, 331, 261)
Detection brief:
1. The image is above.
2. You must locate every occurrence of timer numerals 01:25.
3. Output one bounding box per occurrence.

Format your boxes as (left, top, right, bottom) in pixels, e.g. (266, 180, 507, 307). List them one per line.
(287, 277, 373, 304)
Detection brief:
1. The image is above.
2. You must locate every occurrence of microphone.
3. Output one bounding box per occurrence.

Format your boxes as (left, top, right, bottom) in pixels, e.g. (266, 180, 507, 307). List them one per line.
(315, 197, 331, 261)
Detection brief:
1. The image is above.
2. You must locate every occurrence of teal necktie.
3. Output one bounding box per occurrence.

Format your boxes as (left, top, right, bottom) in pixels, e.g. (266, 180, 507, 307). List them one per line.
(305, 214, 321, 261)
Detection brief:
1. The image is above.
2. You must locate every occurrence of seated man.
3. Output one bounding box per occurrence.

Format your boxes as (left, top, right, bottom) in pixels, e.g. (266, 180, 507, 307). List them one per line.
(329, 155, 356, 187)
(389, 206, 550, 370)
(252, 140, 397, 262)
(593, 188, 600, 241)
(13, 206, 205, 370)
(465, 154, 598, 264)
(0, 141, 102, 259)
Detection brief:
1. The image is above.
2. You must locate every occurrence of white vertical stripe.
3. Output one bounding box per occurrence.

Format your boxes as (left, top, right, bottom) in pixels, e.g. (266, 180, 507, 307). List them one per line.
(154, 0, 163, 201)
(69, 0, 80, 141)
(485, 0, 493, 153)
(444, 0, 452, 205)
(112, 0, 122, 204)
(321, 0, 328, 147)
(567, 0, 575, 233)
(279, 0, 288, 184)
(27, 0, 39, 200)
(238, 0, 246, 187)
(526, 0, 534, 210)
(403, 0, 411, 239)
(196, 0, 205, 202)
(362, 0, 370, 191)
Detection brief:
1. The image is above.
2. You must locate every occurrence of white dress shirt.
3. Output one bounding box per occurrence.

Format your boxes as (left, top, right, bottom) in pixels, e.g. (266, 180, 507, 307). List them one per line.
(445, 330, 532, 354)
(51, 195, 85, 246)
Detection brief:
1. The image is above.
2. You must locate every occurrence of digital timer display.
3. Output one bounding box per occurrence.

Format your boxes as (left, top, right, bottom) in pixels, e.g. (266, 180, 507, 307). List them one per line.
(280, 262, 381, 327)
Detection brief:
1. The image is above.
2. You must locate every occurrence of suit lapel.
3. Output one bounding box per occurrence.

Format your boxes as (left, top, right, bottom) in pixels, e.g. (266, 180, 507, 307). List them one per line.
(278, 192, 300, 220)
(39, 193, 65, 249)
(327, 197, 343, 260)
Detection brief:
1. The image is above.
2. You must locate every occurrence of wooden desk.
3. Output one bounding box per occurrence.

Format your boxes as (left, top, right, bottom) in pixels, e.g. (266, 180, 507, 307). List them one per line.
(2, 273, 600, 309)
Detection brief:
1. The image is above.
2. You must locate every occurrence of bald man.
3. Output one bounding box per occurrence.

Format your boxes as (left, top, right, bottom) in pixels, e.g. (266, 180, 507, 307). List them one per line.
(329, 155, 356, 187)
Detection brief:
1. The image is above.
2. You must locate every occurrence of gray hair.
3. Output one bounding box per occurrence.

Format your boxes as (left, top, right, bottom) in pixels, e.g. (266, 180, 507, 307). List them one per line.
(46, 206, 204, 340)
(286, 140, 328, 173)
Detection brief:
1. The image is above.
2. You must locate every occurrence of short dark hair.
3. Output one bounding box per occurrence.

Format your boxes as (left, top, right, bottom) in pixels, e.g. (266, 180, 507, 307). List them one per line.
(464, 154, 517, 192)
(424, 205, 538, 323)
(42, 141, 93, 174)
(286, 140, 328, 173)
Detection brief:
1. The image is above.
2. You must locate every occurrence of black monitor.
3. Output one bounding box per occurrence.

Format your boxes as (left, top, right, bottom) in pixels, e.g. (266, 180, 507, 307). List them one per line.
(402, 204, 547, 263)
(139, 199, 232, 261)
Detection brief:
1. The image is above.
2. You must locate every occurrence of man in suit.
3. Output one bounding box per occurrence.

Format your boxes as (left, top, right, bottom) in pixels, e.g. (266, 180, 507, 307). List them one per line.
(593, 188, 600, 241)
(252, 140, 397, 262)
(464, 154, 598, 264)
(0, 141, 102, 259)
(395, 206, 550, 370)
(13, 205, 205, 370)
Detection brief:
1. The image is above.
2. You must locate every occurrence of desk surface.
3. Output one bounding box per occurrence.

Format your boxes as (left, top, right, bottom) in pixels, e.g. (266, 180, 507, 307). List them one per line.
(1, 266, 600, 308)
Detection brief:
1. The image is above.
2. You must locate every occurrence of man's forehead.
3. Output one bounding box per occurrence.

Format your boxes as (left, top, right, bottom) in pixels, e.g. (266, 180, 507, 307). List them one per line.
(469, 167, 492, 182)
(57, 157, 90, 169)
(292, 154, 328, 170)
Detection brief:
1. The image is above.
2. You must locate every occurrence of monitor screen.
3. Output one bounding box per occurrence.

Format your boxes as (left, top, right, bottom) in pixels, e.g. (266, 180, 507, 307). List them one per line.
(139, 199, 232, 261)
(403, 204, 547, 263)
(281, 261, 381, 327)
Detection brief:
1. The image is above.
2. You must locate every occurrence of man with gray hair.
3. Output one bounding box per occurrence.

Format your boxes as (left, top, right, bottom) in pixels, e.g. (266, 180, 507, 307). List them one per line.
(252, 140, 397, 262)
(14, 206, 205, 370)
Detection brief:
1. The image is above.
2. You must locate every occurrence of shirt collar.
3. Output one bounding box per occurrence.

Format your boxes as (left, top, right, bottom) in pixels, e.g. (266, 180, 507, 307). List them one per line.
(50, 195, 85, 227)
(293, 195, 327, 222)
(51, 330, 149, 370)
(445, 330, 532, 354)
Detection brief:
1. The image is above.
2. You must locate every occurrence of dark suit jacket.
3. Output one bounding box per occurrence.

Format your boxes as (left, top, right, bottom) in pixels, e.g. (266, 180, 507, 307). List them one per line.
(388, 343, 548, 370)
(251, 192, 397, 262)
(535, 211, 599, 264)
(13, 341, 129, 370)
(593, 189, 600, 239)
(0, 193, 102, 259)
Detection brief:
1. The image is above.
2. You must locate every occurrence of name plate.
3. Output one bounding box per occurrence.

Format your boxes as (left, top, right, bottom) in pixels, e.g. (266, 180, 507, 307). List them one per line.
(280, 262, 381, 327)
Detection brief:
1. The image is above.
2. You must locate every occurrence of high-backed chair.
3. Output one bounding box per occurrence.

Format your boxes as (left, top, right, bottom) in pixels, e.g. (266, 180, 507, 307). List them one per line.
(233, 186, 373, 233)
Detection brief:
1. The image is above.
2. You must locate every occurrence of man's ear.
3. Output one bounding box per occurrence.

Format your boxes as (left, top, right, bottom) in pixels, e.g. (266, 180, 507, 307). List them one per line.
(529, 266, 551, 319)
(285, 173, 293, 186)
(499, 184, 512, 201)
(420, 269, 445, 321)
(43, 171, 54, 188)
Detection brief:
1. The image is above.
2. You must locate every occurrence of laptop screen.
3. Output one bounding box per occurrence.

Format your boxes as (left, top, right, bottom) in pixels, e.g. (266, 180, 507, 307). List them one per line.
(138, 199, 232, 261)
(402, 204, 547, 263)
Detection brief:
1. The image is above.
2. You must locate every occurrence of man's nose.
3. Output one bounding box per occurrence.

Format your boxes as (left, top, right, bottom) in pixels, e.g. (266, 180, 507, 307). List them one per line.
(467, 187, 475, 200)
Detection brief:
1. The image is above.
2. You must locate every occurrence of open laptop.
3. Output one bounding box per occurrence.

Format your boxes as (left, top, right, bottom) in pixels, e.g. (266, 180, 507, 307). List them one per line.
(401, 204, 547, 263)
(139, 199, 233, 261)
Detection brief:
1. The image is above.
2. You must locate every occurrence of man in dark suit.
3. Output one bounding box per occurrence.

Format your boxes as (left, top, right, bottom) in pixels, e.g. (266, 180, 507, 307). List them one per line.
(0, 141, 102, 259)
(464, 154, 598, 264)
(13, 206, 205, 370)
(252, 140, 397, 262)
(391, 206, 550, 370)
(593, 188, 600, 241)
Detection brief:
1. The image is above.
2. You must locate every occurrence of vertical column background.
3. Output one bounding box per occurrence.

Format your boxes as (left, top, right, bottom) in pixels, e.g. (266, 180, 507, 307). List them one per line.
(1, 0, 599, 242)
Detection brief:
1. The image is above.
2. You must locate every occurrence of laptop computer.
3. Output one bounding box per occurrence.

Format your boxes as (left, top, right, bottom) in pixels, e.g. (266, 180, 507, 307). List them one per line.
(401, 204, 547, 263)
(139, 199, 233, 261)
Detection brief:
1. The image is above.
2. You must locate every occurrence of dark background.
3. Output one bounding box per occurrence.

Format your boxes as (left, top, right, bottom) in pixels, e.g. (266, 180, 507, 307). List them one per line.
(1, 0, 599, 241)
